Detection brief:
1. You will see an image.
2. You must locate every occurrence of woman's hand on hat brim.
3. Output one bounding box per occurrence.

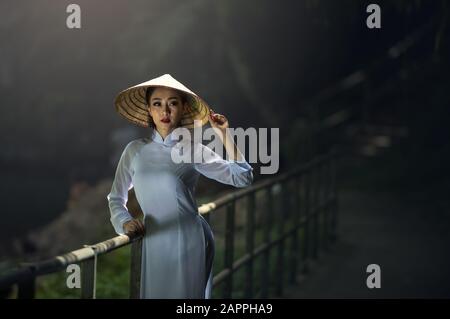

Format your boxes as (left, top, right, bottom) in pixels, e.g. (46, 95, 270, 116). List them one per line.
(209, 110, 229, 132)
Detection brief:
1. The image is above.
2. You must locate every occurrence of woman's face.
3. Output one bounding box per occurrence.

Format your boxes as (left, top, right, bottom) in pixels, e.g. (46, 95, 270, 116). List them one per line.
(147, 87, 186, 132)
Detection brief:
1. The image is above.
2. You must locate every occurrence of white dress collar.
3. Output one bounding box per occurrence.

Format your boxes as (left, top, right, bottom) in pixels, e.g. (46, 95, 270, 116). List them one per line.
(150, 129, 179, 146)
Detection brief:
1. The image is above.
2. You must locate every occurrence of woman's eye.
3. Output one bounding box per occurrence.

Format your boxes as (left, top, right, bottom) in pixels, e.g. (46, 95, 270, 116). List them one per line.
(170, 101, 179, 106)
(153, 102, 161, 106)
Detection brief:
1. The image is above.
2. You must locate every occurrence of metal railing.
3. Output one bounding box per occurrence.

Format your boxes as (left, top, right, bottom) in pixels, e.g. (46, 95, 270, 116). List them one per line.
(0, 148, 339, 299)
(208, 149, 339, 298)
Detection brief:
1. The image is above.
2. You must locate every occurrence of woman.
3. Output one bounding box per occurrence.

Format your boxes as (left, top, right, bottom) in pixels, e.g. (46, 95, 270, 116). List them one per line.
(107, 74, 253, 299)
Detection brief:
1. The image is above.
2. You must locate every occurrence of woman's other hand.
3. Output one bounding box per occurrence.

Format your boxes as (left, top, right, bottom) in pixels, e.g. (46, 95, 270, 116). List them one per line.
(208, 109, 229, 132)
(123, 219, 145, 237)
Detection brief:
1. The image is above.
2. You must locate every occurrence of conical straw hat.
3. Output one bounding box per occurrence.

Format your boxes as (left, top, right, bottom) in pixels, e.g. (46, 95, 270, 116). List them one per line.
(114, 74, 211, 128)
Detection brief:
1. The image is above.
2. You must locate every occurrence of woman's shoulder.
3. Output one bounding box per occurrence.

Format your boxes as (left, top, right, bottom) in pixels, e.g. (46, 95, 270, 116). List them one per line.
(122, 138, 148, 155)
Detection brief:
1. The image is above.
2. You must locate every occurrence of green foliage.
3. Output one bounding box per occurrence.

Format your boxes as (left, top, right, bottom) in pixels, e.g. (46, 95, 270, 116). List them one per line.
(35, 246, 131, 299)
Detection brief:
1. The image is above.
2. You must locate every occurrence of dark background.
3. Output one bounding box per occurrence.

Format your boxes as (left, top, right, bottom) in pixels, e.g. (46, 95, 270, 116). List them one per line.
(0, 0, 449, 296)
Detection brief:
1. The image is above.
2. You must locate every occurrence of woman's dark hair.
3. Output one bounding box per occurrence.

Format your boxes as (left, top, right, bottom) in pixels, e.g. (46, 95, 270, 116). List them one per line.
(145, 87, 189, 106)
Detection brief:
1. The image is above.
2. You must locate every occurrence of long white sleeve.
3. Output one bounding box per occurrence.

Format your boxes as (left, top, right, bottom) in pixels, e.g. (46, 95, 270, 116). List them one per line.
(107, 141, 137, 235)
(194, 143, 254, 188)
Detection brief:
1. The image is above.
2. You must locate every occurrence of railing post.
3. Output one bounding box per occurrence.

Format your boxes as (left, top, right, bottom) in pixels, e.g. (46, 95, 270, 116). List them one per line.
(289, 174, 301, 284)
(319, 160, 325, 255)
(312, 160, 320, 260)
(260, 186, 273, 298)
(129, 237, 143, 299)
(302, 167, 311, 273)
(330, 149, 339, 242)
(275, 181, 287, 297)
(244, 192, 255, 298)
(81, 259, 96, 299)
(17, 277, 35, 299)
(222, 200, 235, 298)
(323, 155, 331, 251)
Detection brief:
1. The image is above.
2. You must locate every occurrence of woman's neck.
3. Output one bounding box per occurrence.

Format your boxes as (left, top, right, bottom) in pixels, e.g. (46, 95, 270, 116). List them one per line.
(155, 127, 175, 140)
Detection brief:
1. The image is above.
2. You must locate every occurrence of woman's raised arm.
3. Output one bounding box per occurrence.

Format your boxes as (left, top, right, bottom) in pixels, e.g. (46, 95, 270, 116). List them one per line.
(194, 143, 254, 188)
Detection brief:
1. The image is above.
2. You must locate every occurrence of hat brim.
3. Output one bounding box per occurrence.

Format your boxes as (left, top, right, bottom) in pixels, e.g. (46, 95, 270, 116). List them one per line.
(114, 82, 211, 129)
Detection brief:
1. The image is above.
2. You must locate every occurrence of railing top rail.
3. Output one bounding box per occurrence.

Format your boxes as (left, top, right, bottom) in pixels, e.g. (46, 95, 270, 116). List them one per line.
(0, 234, 143, 289)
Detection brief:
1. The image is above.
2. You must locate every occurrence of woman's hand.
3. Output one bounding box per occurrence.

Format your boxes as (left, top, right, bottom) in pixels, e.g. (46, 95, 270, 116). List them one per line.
(208, 109, 229, 132)
(123, 218, 145, 237)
